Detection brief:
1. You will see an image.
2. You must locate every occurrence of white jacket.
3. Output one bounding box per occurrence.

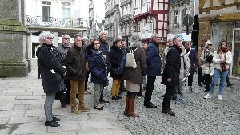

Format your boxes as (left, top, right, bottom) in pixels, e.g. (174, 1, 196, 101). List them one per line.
(179, 48, 190, 79)
(213, 51, 232, 71)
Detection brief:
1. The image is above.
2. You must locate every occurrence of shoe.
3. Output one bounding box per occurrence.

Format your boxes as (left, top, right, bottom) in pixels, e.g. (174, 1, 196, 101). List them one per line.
(52, 116, 60, 121)
(218, 95, 223, 100)
(175, 99, 185, 104)
(144, 102, 157, 108)
(226, 84, 234, 87)
(45, 120, 59, 127)
(112, 96, 118, 100)
(61, 103, 66, 108)
(204, 89, 210, 92)
(216, 84, 219, 86)
(162, 94, 166, 97)
(162, 108, 175, 116)
(117, 96, 122, 99)
(71, 109, 81, 114)
(78, 106, 90, 112)
(99, 99, 110, 103)
(94, 104, 104, 110)
(203, 93, 211, 99)
(189, 87, 193, 92)
(198, 84, 202, 87)
(171, 95, 177, 100)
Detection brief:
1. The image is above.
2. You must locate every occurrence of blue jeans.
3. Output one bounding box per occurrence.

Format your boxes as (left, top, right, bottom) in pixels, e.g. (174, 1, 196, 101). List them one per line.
(210, 68, 228, 95)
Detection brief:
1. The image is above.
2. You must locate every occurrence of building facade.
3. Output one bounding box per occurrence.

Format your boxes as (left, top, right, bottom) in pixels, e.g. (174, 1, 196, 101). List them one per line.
(26, 0, 89, 58)
(104, 0, 121, 43)
(198, 0, 240, 78)
(168, 0, 194, 38)
(133, 0, 169, 44)
(119, 0, 134, 44)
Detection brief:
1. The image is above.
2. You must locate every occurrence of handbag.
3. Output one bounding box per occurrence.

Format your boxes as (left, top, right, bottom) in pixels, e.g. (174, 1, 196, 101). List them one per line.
(54, 89, 66, 100)
(220, 63, 227, 72)
(125, 50, 137, 68)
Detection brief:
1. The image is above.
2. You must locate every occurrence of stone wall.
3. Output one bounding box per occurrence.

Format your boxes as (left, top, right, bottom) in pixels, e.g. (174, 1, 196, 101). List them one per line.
(0, 0, 30, 77)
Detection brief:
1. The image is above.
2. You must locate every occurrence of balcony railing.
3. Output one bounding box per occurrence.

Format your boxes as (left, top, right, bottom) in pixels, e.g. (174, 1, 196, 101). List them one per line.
(26, 15, 87, 28)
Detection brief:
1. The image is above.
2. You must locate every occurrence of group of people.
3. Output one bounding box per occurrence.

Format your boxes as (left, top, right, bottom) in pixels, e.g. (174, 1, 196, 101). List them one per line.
(37, 30, 233, 127)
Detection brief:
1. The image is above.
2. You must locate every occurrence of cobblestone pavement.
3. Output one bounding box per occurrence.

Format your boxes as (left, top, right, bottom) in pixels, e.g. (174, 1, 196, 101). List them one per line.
(99, 76, 240, 135)
(0, 59, 131, 135)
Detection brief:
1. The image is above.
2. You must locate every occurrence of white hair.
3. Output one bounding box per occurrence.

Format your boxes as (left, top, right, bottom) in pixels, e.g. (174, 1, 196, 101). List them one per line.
(129, 33, 141, 47)
(38, 32, 53, 44)
(99, 31, 108, 37)
(151, 33, 158, 39)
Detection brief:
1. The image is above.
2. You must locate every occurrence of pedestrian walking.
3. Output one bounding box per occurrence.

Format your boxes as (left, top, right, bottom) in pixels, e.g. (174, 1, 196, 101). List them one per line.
(66, 34, 90, 114)
(144, 34, 162, 108)
(123, 33, 147, 117)
(161, 36, 182, 116)
(37, 32, 66, 127)
(204, 40, 232, 100)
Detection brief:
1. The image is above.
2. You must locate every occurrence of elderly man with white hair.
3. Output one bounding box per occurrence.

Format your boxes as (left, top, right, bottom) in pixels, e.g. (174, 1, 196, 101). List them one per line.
(144, 33, 162, 108)
(98, 31, 110, 103)
(37, 32, 66, 127)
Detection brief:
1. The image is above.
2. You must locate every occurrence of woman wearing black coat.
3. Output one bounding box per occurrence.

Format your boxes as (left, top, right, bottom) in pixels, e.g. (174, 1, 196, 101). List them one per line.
(110, 39, 125, 100)
(37, 32, 66, 127)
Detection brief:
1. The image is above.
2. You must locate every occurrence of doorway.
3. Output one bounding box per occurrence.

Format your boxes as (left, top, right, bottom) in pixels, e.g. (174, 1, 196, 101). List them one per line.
(231, 28, 240, 78)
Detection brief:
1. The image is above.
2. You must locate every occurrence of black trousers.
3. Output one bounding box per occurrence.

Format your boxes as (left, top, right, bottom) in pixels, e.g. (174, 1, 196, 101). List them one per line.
(226, 71, 231, 85)
(162, 85, 176, 110)
(204, 74, 211, 91)
(188, 75, 193, 86)
(144, 76, 156, 104)
(60, 79, 71, 104)
(198, 67, 204, 85)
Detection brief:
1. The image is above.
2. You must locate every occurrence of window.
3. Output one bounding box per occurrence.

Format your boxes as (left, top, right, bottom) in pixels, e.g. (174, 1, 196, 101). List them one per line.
(62, 2, 71, 19)
(42, 1, 51, 22)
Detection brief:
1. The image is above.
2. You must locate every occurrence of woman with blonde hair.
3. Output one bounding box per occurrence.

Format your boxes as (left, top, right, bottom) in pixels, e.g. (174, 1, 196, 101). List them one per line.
(204, 40, 232, 100)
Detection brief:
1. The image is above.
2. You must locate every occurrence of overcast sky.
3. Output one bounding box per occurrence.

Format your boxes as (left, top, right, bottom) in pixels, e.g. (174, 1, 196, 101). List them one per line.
(94, 0, 105, 22)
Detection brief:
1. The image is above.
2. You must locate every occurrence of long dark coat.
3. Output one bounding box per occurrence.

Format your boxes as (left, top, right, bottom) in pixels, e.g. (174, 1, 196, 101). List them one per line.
(162, 46, 181, 86)
(109, 45, 124, 79)
(124, 47, 147, 84)
(88, 49, 107, 83)
(188, 48, 197, 75)
(66, 45, 87, 80)
(146, 40, 162, 76)
(37, 44, 66, 94)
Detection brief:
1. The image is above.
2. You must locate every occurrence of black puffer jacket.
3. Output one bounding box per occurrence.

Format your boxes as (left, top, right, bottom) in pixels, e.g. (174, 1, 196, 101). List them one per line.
(110, 45, 124, 79)
(37, 44, 66, 94)
(66, 45, 87, 80)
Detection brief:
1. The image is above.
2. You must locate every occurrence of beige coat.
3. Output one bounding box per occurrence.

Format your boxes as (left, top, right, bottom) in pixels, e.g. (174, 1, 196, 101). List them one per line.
(201, 48, 214, 75)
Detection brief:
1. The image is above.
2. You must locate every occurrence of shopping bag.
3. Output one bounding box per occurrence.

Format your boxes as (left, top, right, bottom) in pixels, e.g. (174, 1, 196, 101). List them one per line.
(125, 50, 137, 68)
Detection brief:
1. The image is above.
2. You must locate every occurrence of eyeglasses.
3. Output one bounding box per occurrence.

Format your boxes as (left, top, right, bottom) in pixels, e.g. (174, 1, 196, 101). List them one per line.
(46, 37, 53, 40)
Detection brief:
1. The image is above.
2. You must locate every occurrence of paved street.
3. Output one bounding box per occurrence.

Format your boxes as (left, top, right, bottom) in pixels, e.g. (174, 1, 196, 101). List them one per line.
(0, 59, 240, 135)
(0, 59, 131, 135)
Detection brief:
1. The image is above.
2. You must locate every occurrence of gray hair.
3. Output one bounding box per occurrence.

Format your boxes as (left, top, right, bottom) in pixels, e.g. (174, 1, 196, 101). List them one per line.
(173, 35, 180, 42)
(99, 31, 108, 37)
(151, 33, 158, 40)
(62, 34, 70, 38)
(129, 33, 141, 47)
(38, 31, 53, 44)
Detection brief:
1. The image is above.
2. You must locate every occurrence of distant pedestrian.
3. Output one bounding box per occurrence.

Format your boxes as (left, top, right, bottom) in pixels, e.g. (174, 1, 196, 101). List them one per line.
(88, 38, 107, 110)
(197, 39, 207, 86)
(204, 40, 232, 100)
(144, 34, 162, 108)
(123, 33, 147, 117)
(161, 36, 182, 116)
(66, 34, 90, 114)
(37, 32, 66, 127)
